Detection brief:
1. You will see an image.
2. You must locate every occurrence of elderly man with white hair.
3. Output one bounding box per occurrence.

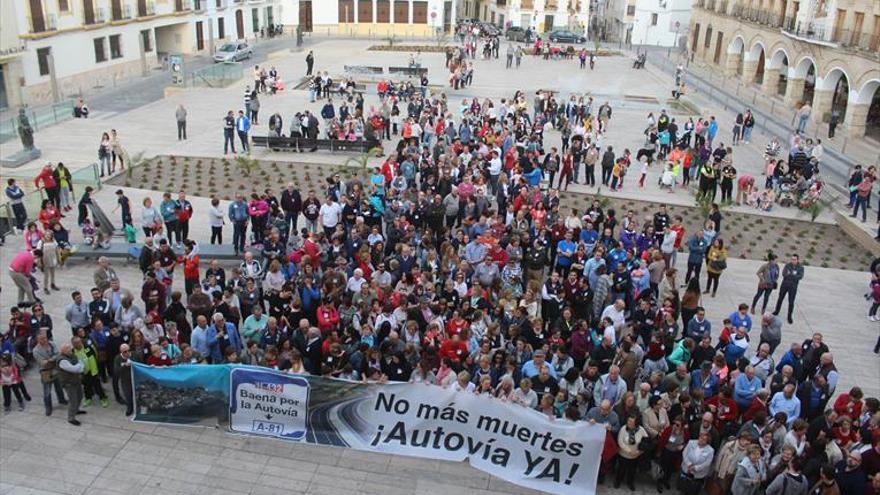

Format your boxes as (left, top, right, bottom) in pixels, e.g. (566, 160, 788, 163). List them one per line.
(93, 256, 118, 293)
(593, 365, 628, 407)
(347, 268, 367, 293)
(749, 342, 775, 384)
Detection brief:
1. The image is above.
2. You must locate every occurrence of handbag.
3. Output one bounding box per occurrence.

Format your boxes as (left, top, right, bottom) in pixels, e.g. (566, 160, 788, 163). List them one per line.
(40, 369, 54, 384)
(709, 258, 727, 271)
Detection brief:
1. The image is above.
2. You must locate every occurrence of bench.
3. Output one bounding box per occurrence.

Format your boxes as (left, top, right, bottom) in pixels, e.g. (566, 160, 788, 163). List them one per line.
(252, 135, 382, 153)
(67, 242, 264, 264)
(68, 243, 139, 262)
(387, 66, 428, 77)
(344, 65, 384, 75)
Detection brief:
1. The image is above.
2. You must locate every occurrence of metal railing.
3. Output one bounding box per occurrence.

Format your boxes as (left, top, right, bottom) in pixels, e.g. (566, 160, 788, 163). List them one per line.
(27, 14, 58, 33)
(0, 163, 102, 235)
(782, 16, 832, 44)
(187, 62, 243, 88)
(0, 101, 75, 144)
(834, 29, 880, 54)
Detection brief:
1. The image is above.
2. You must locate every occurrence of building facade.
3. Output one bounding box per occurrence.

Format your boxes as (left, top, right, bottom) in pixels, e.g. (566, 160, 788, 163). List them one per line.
(471, 0, 591, 32)
(290, 0, 456, 38)
(1, 0, 283, 110)
(688, 0, 880, 139)
(631, 0, 692, 47)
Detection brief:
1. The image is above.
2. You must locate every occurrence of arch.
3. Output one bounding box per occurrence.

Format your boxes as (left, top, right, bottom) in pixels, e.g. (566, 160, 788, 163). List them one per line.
(792, 56, 817, 79)
(817, 66, 850, 92)
(767, 47, 789, 70)
(727, 35, 745, 54)
(856, 79, 880, 105)
(748, 40, 766, 61)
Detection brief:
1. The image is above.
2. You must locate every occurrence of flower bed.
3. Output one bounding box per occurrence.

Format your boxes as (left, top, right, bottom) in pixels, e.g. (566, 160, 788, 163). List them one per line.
(367, 45, 453, 52)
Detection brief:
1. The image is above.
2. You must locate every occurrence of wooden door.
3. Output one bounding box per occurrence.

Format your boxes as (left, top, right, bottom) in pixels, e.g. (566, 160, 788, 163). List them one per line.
(83, 0, 96, 24)
(29, 0, 46, 32)
(138, 0, 147, 16)
(236, 9, 244, 39)
(358, 0, 373, 23)
(376, 0, 390, 23)
(852, 12, 864, 45)
(111, 0, 123, 20)
(299, 0, 313, 31)
(394, 1, 408, 23)
(413, 1, 428, 23)
(872, 15, 880, 51)
(832, 9, 846, 41)
(713, 31, 723, 63)
(338, 0, 353, 22)
(196, 21, 205, 50)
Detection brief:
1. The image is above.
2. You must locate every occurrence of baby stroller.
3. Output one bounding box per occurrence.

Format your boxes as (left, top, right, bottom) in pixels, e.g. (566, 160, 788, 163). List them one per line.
(777, 177, 796, 207)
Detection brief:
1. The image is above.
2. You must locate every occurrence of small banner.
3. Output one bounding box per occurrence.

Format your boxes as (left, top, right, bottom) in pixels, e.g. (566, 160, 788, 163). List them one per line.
(132, 363, 605, 495)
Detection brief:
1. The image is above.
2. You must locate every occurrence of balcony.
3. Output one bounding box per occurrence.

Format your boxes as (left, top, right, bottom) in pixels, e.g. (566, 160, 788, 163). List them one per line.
(28, 14, 58, 33)
(717, 0, 728, 15)
(174, 0, 191, 12)
(704, 0, 716, 11)
(781, 16, 841, 46)
(738, 7, 782, 27)
(833, 29, 880, 56)
(96, 7, 107, 23)
(194, 0, 206, 11)
(215, 0, 228, 9)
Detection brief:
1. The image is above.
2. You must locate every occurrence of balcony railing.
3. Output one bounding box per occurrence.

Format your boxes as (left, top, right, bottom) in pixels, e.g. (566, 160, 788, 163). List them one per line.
(705, 0, 716, 12)
(717, 0, 728, 15)
(782, 16, 836, 44)
(96, 7, 107, 23)
(833, 29, 880, 54)
(194, 0, 206, 11)
(28, 14, 58, 33)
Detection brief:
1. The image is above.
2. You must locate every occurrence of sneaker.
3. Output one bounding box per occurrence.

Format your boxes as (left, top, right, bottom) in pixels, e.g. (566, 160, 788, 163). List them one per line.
(18, 402, 24, 411)
(870, 316, 878, 322)
(68, 419, 81, 426)
(100, 398, 109, 408)
(83, 399, 92, 407)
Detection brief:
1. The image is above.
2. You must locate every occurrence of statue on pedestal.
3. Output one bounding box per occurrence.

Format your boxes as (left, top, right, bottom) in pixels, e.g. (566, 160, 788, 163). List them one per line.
(17, 109, 34, 150)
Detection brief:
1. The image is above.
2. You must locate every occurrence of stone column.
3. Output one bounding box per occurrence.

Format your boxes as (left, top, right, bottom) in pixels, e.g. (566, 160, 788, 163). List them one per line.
(843, 102, 869, 138)
(811, 89, 833, 124)
(742, 57, 758, 84)
(783, 77, 805, 107)
(723, 53, 740, 78)
(762, 67, 780, 96)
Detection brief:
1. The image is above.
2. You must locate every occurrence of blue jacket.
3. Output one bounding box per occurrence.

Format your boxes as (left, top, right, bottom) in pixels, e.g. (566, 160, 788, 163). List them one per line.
(159, 199, 177, 223)
(228, 200, 249, 223)
(690, 370, 720, 397)
(301, 285, 321, 313)
(524, 167, 542, 187)
(686, 316, 711, 340)
(729, 311, 752, 332)
(206, 321, 240, 362)
(236, 115, 251, 133)
(687, 237, 707, 265)
(733, 374, 762, 407)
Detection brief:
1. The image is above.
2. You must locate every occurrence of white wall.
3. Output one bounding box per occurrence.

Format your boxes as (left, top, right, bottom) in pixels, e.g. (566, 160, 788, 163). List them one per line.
(630, 0, 691, 47)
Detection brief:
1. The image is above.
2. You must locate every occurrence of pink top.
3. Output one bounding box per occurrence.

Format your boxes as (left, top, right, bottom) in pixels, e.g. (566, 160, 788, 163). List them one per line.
(8, 250, 34, 274)
(737, 174, 755, 189)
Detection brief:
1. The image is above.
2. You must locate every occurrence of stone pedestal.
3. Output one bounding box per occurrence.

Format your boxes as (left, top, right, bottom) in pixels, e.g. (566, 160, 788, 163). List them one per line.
(783, 78, 805, 107)
(762, 68, 780, 96)
(811, 89, 833, 124)
(843, 102, 869, 138)
(0, 147, 41, 168)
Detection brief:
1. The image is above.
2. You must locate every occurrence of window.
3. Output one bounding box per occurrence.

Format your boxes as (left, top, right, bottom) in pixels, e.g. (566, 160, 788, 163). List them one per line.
(626, 5, 635, 15)
(651, 13, 658, 25)
(218, 17, 225, 39)
(109, 34, 122, 59)
(141, 29, 153, 52)
(37, 47, 51, 76)
(94, 37, 107, 63)
(58, 0, 70, 11)
(704, 26, 712, 48)
(251, 7, 259, 33)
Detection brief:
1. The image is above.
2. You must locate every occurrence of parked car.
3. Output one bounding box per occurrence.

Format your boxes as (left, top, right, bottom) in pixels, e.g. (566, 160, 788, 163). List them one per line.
(547, 30, 586, 43)
(213, 42, 252, 63)
(480, 22, 502, 36)
(506, 26, 531, 42)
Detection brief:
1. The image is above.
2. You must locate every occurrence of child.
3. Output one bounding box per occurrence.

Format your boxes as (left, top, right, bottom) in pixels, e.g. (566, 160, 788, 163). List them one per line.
(0, 352, 30, 412)
(81, 218, 96, 246)
(638, 160, 649, 188)
(93, 222, 110, 249)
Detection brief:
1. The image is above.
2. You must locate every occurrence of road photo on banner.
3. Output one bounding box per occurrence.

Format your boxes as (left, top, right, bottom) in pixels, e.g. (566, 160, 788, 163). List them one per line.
(131, 363, 606, 495)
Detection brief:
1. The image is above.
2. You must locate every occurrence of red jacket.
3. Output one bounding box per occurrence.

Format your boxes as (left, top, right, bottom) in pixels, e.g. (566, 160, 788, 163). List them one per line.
(832, 394, 863, 422)
(181, 255, 200, 281)
(316, 305, 339, 333)
(439, 339, 468, 363)
(34, 168, 57, 190)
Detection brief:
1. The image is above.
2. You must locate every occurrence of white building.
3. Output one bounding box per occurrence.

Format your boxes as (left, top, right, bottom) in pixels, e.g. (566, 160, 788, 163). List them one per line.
(475, 0, 591, 31)
(630, 0, 691, 47)
(290, 1, 456, 37)
(1, 0, 282, 109)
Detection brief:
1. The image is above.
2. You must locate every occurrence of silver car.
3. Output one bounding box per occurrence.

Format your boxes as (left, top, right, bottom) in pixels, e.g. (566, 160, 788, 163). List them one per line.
(213, 42, 252, 63)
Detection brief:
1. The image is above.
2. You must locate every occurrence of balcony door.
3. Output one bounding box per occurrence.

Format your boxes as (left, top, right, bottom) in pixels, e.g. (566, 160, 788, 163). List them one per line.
(236, 9, 245, 39)
(299, 0, 313, 31)
(111, 0, 123, 20)
(83, 0, 96, 24)
(29, 0, 46, 32)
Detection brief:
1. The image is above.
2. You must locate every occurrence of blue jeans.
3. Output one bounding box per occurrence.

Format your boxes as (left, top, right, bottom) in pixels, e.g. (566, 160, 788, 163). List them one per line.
(743, 126, 753, 142)
(797, 115, 809, 133)
(232, 221, 247, 252)
(853, 196, 868, 221)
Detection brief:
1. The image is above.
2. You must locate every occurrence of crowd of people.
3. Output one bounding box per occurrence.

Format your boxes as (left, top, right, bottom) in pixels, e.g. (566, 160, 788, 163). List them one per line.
(4, 35, 880, 495)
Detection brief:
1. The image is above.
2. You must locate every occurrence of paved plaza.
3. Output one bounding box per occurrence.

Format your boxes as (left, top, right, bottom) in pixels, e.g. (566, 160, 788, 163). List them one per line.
(1, 37, 879, 495)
